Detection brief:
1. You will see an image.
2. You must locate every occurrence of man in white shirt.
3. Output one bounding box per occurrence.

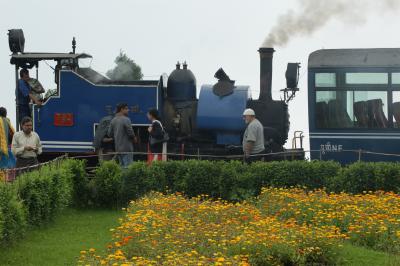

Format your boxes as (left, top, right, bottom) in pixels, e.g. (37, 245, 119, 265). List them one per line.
(242, 108, 265, 163)
(12, 117, 42, 169)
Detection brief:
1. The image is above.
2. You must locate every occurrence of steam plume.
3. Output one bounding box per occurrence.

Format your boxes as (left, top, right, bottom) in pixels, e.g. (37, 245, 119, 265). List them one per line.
(263, 0, 400, 47)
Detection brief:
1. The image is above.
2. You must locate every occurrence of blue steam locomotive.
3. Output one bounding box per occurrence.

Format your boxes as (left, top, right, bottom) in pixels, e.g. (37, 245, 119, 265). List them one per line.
(8, 29, 303, 159)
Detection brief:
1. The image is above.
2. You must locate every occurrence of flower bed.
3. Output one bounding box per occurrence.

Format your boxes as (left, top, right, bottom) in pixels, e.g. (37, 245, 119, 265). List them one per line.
(257, 188, 400, 253)
(79, 192, 346, 265)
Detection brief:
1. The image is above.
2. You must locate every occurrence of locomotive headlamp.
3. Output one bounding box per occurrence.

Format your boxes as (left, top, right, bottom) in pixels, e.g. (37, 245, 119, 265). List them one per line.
(285, 63, 300, 89)
(8, 29, 25, 54)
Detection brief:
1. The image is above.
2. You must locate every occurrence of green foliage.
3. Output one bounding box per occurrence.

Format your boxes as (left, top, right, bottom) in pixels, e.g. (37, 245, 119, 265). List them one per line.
(333, 162, 400, 194)
(93, 160, 123, 207)
(182, 160, 221, 198)
(106, 51, 143, 81)
(14, 164, 73, 226)
(115, 162, 167, 205)
(0, 183, 26, 245)
(87, 160, 400, 206)
(61, 159, 89, 207)
(247, 160, 341, 193)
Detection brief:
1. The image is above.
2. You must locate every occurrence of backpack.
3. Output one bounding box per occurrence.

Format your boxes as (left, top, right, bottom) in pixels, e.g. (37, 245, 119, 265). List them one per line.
(93, 115, 113, 149)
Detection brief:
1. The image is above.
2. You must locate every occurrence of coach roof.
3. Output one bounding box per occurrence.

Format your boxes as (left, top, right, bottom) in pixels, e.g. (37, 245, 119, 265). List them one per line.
(308, 48, 400, 68)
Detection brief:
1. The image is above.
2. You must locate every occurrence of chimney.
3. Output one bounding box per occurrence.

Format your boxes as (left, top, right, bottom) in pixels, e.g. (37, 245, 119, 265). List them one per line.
(258, 47, 275, 101)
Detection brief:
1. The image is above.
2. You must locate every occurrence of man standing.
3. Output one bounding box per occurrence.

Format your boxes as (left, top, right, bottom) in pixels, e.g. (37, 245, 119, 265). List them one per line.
(11, 117, 42, 169)
(242, 108, 265, 163)
(108, 103, 135, 168)
(18, 69, 42, 123)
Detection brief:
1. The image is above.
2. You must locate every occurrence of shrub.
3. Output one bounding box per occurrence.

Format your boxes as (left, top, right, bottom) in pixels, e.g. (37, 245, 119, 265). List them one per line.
(182, 160, 222, 198)
(121, 162, 149, 203)
(60, 159, 89, 207)
(218, 160, 249, 201)
(156, 160, 188, 193)
(247, 160, 341, 193)
(93, 160, 122, 207)
(0, 183, 26, 244)
(333, 162, 400, 194)
(14, 164, 72, 226)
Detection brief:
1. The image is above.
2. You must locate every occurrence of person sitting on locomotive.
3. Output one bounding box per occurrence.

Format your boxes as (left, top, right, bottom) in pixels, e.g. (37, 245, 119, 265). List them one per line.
(18, 69, 42, 123)
(242, 108, 265, 163)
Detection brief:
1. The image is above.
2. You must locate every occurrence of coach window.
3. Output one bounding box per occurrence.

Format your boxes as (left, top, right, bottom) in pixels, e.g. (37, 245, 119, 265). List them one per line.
(393, 73, 400, 85)
(353, 91, 388, 128)
(392, 74, 400, 128)
(393, 91, 400, 128)
(316, 91, 354, 129)
(315, 73, 336, 87)
(346, 73, 388, 85)
(316, 90, 388, 129)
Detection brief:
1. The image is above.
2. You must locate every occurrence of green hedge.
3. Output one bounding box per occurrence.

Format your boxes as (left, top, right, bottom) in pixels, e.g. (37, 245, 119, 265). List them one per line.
(0, 159, 85, 245)
(93, 160, 122, 207)
(330, 162, 400, 194)
(0, 182, 26, 244)
(14, 163, 73, 225)
(90, 160, 400, 207)
(62, 159, 89, 208)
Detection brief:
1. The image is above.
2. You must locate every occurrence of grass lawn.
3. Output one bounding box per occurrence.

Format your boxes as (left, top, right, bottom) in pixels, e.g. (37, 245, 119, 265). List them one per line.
(0, 208, 399, 266)
(341, 243, 400, 266)
(0, 208, 122, 266)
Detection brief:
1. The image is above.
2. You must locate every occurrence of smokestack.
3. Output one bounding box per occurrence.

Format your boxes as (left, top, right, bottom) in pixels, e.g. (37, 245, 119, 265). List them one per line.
(258, 47, 275, 101)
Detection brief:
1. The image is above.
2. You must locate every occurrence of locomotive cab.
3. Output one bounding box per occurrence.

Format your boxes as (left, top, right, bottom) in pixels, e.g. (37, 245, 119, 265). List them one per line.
(9, 29, 161, 155)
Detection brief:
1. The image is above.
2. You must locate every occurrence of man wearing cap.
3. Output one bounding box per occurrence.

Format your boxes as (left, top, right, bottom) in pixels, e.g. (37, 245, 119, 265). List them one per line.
(242, 108, 265, 163)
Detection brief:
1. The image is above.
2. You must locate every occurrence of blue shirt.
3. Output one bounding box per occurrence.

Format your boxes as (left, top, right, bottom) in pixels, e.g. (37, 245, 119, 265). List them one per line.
(18, 79, 30, 105)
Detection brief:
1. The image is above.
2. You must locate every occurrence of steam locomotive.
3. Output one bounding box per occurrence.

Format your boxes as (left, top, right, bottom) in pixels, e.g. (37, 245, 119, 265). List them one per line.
(8, 29, 304, 160)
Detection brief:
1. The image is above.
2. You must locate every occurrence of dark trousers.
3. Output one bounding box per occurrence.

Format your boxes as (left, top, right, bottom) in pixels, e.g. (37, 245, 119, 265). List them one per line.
(245, 150, 265, 164)
(18, 105, 31, 124)
(150, 143, 163, 154)
(16, 157, 39, 173)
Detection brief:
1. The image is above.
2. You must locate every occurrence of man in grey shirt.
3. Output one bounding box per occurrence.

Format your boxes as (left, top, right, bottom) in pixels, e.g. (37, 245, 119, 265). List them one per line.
(108, 103, 135, 168)
(242, 108, 265, 163)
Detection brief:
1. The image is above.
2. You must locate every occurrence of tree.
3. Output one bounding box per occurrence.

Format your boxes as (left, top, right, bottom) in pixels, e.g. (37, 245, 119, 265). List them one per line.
(106, 51, 143, 81)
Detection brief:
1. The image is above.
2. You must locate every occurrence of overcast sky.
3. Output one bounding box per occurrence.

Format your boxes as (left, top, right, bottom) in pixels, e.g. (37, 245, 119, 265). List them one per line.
(1, 0, 399, 150)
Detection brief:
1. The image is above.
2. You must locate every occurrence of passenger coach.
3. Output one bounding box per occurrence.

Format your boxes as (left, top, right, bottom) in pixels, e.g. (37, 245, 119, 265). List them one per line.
(308, 48, 400, 164)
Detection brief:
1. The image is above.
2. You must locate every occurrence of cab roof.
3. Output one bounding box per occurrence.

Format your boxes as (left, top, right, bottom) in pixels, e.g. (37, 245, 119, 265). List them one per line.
(10, 52, 92, 66)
